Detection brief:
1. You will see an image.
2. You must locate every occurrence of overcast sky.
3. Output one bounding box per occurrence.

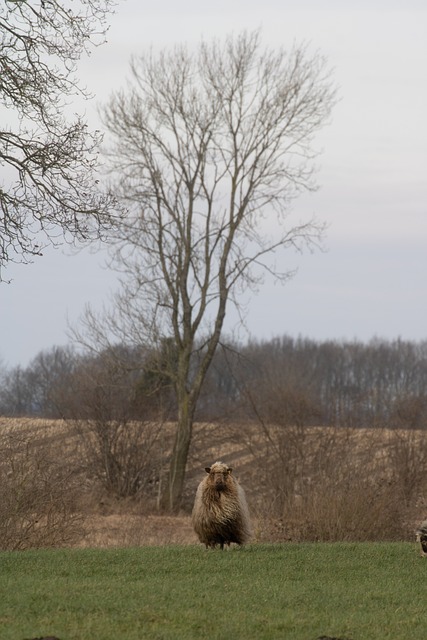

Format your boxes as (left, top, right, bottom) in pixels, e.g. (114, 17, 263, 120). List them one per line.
(1, 0, 426, 368)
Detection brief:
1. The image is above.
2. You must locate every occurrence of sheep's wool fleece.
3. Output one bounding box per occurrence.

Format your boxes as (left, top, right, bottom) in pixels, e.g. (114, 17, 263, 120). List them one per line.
(416, 519, 427, 556)
(192, 461, 252, 548)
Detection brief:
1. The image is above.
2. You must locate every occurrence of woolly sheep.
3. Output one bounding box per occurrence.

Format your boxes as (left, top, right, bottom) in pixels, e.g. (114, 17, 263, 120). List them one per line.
(192, 461, 252, 549)
(416, 519, 427, 556)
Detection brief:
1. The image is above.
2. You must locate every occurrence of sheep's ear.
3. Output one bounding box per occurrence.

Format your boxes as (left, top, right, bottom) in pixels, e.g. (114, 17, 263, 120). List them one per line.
(227, 468, 233, 474)
(205, 467, 211, 474)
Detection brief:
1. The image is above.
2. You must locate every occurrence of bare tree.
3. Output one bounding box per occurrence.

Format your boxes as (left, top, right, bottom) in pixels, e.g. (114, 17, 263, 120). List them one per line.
(0, 346, 77, 417)
(84, 30, 336, 510)
(0, 0, 117, 279)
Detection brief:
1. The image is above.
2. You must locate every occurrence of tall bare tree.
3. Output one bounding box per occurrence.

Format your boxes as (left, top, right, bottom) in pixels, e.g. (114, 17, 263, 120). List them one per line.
(90, 30, 336, 510)
(0, 0, 117, 279)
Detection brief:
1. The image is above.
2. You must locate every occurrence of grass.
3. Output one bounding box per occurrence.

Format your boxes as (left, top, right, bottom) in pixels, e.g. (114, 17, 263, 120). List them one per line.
(0, 543, 426, 639)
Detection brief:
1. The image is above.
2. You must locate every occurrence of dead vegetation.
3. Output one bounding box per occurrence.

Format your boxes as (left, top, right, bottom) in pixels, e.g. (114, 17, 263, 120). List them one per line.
(0, 420, 84, 550)
(1, 417, 426, 549)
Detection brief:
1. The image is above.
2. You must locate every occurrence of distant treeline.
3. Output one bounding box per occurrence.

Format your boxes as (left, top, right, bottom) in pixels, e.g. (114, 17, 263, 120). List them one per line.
(1, 336, 427, 429)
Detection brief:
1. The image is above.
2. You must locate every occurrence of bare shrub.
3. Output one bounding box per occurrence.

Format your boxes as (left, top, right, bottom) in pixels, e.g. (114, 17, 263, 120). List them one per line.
(248, 421, 342, 516)
(385, 429, 427, 510)
(241, 380, 325, 515)
(73, 418, 165, 502)
(251, 420, 413, 542)
(0, 429, 83, 550)
(61, 349, 168, 504)
(290, 474, 405, 542)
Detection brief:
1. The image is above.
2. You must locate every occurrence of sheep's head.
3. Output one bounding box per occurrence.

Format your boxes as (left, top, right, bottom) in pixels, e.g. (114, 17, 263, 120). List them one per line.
(205, 461, 232, 490)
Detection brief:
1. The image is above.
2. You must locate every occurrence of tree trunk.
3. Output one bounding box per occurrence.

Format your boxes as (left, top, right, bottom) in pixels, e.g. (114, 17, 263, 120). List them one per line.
(159, 393, 194, 512)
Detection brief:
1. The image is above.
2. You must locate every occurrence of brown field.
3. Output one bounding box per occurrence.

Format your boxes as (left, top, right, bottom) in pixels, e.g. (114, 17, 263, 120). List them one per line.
(1, 417, 427, 548)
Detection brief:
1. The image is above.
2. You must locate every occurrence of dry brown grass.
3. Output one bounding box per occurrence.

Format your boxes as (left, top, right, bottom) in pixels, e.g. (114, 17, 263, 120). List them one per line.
(77, 514, 196, 548)
(1, 417, 426, 547)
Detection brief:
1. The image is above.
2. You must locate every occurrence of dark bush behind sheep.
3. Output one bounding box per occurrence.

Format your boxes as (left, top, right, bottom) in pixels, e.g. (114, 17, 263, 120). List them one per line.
(192, 461, 252, 549)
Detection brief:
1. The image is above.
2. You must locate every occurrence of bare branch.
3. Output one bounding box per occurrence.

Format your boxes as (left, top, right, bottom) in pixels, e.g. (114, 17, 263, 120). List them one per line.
(0, 0, 118, 278)
(85, 30, 337, 509)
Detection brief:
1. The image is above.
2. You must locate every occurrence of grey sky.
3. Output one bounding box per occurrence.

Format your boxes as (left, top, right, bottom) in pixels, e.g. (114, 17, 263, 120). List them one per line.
(1, 1, 426, 367)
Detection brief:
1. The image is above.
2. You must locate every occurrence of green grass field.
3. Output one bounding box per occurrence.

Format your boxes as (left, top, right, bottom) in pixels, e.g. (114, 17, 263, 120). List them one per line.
(0, 543, 426, 640)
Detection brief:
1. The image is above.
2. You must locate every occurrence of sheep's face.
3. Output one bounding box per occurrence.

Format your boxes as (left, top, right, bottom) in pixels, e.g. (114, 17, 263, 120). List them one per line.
(205, 462, 232, 490)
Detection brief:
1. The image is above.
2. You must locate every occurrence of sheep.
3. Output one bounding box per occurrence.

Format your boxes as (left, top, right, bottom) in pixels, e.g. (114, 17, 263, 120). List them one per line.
(416, 519, 427, 556)
(191, 461, 252, 549)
